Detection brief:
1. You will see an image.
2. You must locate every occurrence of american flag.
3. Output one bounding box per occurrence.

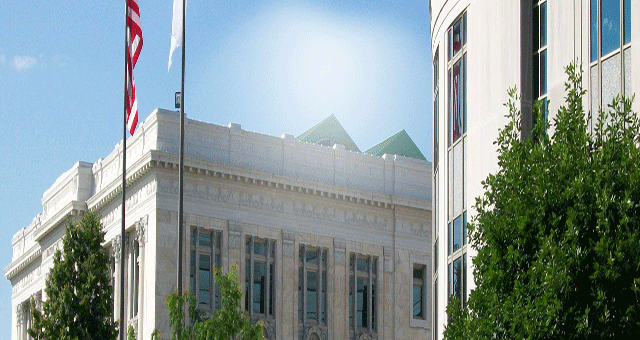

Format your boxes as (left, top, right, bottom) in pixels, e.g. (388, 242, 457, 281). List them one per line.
(126, 0, 143, 135)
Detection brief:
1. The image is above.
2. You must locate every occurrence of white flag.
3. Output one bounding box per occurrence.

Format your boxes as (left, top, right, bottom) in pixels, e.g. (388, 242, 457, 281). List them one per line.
(168, 0, 184, 71)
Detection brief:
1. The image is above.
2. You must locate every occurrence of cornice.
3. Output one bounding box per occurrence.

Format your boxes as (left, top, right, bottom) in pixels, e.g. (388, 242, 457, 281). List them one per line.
(88, 149, 429, 215)
(32, 201, 86, 242)
(4, 244, 42, 280)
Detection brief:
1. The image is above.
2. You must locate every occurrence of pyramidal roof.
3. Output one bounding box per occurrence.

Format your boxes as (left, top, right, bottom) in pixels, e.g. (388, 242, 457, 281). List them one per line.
(295, 114, 361, 152)
(364, 129, 426, 161)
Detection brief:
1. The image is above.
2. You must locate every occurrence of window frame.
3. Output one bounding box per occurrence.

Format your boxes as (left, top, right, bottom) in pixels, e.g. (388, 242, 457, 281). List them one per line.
(298, 245, 328, 327)
(349, 253, 378, 337)
(245, 235, 276, 318)
(190, 227, 223, 313)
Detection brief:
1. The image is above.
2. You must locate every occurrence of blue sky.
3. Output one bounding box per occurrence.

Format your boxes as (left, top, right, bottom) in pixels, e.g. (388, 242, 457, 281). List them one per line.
(0, 0, 432, 332)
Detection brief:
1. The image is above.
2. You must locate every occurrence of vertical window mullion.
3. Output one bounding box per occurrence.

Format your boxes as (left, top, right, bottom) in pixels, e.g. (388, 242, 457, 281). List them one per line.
(209, 230, 214, 308)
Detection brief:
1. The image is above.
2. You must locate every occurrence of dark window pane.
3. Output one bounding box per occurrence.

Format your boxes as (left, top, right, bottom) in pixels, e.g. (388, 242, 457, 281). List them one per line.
(357, 277, 368, 327)
(463, 54, 467, 132)
(540, 2, 547, 46)
(245, 259, 250, 311)
(601, 0, 621, 56)
(199, 231, 211, 247)
(270, 263, 275, 315)
(372, 280, 376, 330)
(591, 0, 598, 61)
(448, 28, 452, 61)
(463, 12, 467, 45)
(306, 249, 318, 264)
(453, 258, 462, 302)
(322, 249, 327, 268)
(453, 215, 462, 253)
(463, 254, 467, 307)
(215, 231, 222, 249)
(357, 257, 368, 272)
(624, 0, 631, 44)
(463, 212, 467, 245)
(413, 284, 423, 318)
(254, 240, 266, 256)
(540, 50, 547, 95)
(307, 271, 318, 320)
(434, 239, 439, 272)
(453, 18, 462, 56)
(452, 60, 462, 143)
(372, 258, 377, 275)
(199, 255, 210, 306)
(253, 262, 265, 314)
(414, 266, 424, 280)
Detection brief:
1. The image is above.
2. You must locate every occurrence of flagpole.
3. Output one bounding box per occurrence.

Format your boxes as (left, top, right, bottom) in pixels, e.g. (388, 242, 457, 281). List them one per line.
(177, 0, 186, 299)
(120, 0, 129, 339)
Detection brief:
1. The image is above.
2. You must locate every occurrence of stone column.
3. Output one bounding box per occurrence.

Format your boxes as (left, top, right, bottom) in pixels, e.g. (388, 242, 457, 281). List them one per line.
(112, 235, 122, 329)
(227, 221, 242, 303)
(281, 231, 295, 339)
(333, 239, 347, 339)
(136, 215, 147, 340)
(383, 246, 394, 340)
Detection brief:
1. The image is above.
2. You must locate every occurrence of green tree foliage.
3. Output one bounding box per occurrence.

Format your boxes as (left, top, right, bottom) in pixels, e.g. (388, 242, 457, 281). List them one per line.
(445, 63, 640, 339)
(28, 212, 118, 340)
(166, 263, 265, 340)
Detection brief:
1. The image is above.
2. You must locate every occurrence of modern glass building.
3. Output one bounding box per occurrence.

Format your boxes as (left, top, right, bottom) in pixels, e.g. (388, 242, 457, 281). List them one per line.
(430, 1, 637, 338)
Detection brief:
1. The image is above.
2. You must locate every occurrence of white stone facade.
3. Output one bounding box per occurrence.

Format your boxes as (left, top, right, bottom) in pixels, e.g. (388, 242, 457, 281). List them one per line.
(5, 109, 432, 340)
(431, 1, 638, 339)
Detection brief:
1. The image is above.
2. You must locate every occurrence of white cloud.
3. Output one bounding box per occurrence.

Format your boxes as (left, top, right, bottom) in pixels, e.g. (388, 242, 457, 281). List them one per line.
(13, 55, 38, 72)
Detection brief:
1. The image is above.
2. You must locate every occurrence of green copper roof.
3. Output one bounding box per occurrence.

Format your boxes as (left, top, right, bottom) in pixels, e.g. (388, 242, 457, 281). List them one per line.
(364, 129, 426, 161)
(295, 114, 361, 152)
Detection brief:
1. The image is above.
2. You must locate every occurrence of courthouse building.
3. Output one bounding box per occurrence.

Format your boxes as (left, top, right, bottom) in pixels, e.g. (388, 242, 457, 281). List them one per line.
(6, 109, 432, 340)
(430, 0, 638, 339)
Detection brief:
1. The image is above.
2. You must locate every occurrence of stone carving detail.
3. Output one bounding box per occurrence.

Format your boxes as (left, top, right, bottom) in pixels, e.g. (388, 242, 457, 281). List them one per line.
(305, 325, 327, 340)
(156, 177, 392, 232)
(356, 334, 376, 340)
(112, 235, 122, 262)
(229, 231, 241, 249)
(136, 215, 148, 245)
(283, 240, 295, 257)
(262, 318, 276, 340)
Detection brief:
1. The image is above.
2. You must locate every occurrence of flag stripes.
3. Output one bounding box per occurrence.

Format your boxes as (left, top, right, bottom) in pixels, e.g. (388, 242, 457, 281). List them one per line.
(126, 0, 143, 135)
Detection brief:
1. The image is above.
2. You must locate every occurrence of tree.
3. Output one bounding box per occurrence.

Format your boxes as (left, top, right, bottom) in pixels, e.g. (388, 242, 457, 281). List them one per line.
(166, 263, 265, 340)
(29, 211, 118, 340)
(445, 63, 640, 339)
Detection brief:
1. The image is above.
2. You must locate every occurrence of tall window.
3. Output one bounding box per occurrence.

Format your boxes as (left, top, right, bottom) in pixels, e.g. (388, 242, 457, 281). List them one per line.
(448, 13, 466, 146)
(245, 236, 276, 318)
(190, 227, 222, 311)
(298, 245, 327, 327)
(590, 0, 632, 117)
(533, 0, 548, 123)
(448, 212, 467, 307)
(349, 253, 377, 337)
(413, 264, 426, 319)
(447, 11, 468, 310)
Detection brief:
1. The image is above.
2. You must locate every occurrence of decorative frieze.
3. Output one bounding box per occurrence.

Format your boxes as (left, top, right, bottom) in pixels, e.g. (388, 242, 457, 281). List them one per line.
(157, 177, 391, 232)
